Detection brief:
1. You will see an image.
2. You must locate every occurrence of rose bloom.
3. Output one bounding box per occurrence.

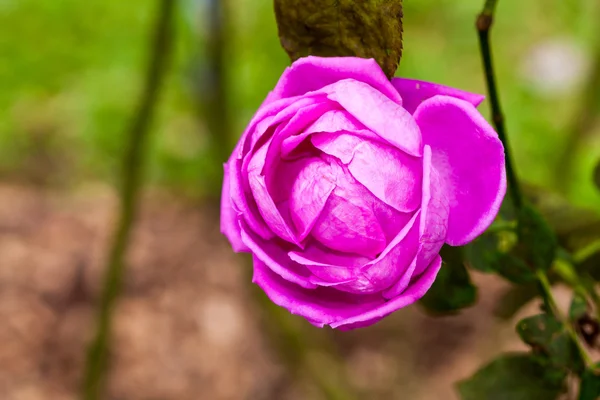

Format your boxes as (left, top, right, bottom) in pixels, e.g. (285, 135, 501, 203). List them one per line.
(221, 56, 506, 329)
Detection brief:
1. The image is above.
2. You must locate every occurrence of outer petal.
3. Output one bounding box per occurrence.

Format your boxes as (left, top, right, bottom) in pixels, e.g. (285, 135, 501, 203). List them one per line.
(414, 95, 506, 246)
(270, 56, 403, 104)
(392, 78, 485, 115)
(240, 220, 316, 289)
(416, 145, 449, 275)
(331, 255, 443, 329)
(252, 256, 385, 327)
(326, 80, 423, 156)
(220, 162, 249, 252)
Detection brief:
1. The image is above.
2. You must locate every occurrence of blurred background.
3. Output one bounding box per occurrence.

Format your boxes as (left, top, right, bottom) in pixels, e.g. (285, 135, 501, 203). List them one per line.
(1, 0, 599, 399)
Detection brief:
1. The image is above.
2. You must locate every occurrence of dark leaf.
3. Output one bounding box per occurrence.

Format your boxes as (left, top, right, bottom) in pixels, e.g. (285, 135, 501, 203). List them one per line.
(570, 293, 589, 322)
(419, 246, 477, 315)
(457, 353, 566, 400)
(579, 367, 600, 400)
(516, 204, 558, 271)
(273, 0, 404, 78)
(516, 313, 584, 374)
(464, 233, 500, 273)
(495, 252, 537, 284)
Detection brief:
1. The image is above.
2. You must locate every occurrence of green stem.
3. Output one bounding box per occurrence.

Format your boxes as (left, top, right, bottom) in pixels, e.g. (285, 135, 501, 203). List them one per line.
(536, 271, 594, 369)
(81, 1, 176, 398)
(476, 2, 523, 211)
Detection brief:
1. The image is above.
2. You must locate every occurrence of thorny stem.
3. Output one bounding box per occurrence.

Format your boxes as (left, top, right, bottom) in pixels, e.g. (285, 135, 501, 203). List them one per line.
(477, 0, 595, 372)
(82, 0, 176, 398)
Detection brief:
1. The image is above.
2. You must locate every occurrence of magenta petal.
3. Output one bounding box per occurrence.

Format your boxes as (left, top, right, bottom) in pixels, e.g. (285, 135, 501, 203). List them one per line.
(392, 78, 485, 115)
(220, 162, 249, 252)
(360, 211, 420, 294)
(240, 220, 316, 289)
(331, 255, 443, 329)
(326, 80, 423, 157)
(287, 157, 337, 240)
(415, 145, 449, 275)
(248, 143, 300, 246)
(252, 257, 385, 327)
(313, 133, 422, 212)
(414, 96, 506, 246)
(289, 241, 368, 286)
(311, 164, 387, 258)
(270, 56, 403, 105)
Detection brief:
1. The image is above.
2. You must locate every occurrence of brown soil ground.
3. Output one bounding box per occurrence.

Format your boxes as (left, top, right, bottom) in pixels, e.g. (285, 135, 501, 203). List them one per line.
(0, 183, 576, 400)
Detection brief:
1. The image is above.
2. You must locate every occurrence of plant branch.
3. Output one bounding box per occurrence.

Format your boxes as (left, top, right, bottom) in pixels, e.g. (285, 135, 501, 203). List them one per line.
(82, 0, 176, 398)
(476, 1, 522, 211)
(477, 0, 595, 373)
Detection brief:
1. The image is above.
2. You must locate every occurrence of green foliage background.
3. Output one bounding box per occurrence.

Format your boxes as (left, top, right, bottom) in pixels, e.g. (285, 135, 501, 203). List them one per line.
(0, 0, 598, 209)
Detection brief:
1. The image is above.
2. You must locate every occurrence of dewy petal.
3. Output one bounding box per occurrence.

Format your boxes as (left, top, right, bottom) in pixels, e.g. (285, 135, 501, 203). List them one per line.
(220, 162, 249, 252)
(311, 163, 387, 258)
(240, 220, 316, 289)
(414, 96, 506, 246)
(312, 132, 422, 212)
(331, 255, 443, 329)
(392, 77, 485, 115)
(252, 256, 386, 328)
(326, 79, 423, 156)
(270, 56, 403, 105)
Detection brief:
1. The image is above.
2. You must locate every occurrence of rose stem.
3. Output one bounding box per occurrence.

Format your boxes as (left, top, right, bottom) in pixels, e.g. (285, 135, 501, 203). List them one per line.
(476, 0, 522, 211)
(82, 0, 177, 398)
(476, 0, 595, 370)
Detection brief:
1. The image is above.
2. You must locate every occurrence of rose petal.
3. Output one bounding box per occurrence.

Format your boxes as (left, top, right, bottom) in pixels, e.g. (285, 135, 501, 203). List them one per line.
(270, 56, 403, 105)
(331, 255, 443, 329)
(414, 96, 506, 245)
(312, 132, 422, 212)
(311, 163, 387, 258)
(252, 256, 385, 327)
(415, 145, 449, 275)
(220, 162, 249, 252)
(240, 220, 316, 289)
(392, 77, 485, 115)
(288, 240, 368, 286)
(359, 211, 420, 294)
(248, 142, 301, 246)
(326, 80, 423, 156)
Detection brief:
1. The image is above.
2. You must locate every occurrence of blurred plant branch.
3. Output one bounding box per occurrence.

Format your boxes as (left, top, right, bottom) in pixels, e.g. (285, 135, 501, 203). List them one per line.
(82, 0, 176, 398)
(556, 32, 600, 193)
(204, 0, 231, 195)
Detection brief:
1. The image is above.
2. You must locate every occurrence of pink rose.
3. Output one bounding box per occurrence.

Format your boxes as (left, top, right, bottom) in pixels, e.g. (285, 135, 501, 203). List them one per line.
(221, 56, 506, 329)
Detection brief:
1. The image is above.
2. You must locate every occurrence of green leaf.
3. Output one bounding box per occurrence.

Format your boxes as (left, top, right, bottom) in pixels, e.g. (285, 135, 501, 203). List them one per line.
(570, 293, 589, 322)
(464, 233, 500, 273)
(516, 204, 558, 271)
(579, 367, 600, 400)
(494, 252, 537, 284)
(273, 0, 404, 78)
(516, 313, 584, 374)
(457, 353, 566, 400)
(419, 246, 477, 315)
